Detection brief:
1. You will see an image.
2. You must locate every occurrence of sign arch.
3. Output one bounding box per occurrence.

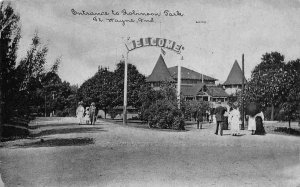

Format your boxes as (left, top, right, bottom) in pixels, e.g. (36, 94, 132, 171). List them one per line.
(122, 37, 184, 124)
(125, 37, 184, 54)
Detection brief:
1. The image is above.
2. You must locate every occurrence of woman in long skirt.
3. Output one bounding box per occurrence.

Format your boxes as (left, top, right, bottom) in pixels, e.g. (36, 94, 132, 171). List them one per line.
(227, 107, 233, 129)
(248, 115, 256, 135)
(230, 106, 241, 136)
(76, 101, 85, 125)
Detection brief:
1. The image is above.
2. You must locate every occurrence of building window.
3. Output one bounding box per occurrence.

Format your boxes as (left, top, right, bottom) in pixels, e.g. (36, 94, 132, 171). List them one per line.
(186, 97, 194, 101)
(196, 96, 202, 101)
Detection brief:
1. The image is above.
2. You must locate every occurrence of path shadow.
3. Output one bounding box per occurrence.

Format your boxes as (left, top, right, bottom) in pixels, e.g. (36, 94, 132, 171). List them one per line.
(29, 123, 78, 129)
(231, 134, 246, 137)
(193, 127, 209, 130)
(31, 126, 107, 137)
(220, 134, 231, 136)
(17, 137, 95, 148)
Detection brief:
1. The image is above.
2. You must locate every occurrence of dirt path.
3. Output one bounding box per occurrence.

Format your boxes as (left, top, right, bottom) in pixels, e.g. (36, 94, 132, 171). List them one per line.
(0, 118, 299, 187)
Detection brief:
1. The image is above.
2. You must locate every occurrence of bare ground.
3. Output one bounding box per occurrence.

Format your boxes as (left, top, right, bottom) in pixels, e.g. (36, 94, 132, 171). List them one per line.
(0, 117, 299, 187)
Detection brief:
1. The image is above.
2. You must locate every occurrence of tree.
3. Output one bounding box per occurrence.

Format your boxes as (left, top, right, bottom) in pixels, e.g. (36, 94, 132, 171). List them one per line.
(40, 63, 78, 117)
(279, 59, 300, 128)
(245, 52, 286, 120)
(112, 61, 146, 109)
(183, 100, 210, 121)
(11, 32, 48, 117)
(0, 1, 21, 133)
(78, 67, 114, 117)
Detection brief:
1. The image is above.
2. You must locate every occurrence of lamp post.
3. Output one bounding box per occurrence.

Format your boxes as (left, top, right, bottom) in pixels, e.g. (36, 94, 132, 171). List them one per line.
(241, 54, 245, 130)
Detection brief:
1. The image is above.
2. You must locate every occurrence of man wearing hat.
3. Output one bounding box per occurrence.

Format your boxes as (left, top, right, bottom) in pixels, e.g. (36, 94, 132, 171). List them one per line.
(89, 102, 97, 125)
(214, 100, 227, 136)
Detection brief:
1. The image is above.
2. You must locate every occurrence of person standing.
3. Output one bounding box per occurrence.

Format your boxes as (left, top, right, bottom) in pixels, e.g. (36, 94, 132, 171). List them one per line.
(89, 102, 97, 125)
(84, 107, 90, 124)
(230, 105, 241, 136)
(76, 101, 85, 125)
(227, 107, 233, 128)
(254, 111, 265, 135)
(196, 110, 204, 129)
(214, 101, 227, 136)
(248, 110, 262, 135)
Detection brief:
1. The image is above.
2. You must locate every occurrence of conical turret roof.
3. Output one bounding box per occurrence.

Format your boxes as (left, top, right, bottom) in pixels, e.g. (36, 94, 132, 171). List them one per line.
(146, 55, 175, 82)
(223, 60, 247, 85)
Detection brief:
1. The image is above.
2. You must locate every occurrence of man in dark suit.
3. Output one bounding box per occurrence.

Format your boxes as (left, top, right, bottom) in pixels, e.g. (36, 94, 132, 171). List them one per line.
(89, 102, 97, 125)
(214, 101, 227, 136)
(196, 110, 204, 129)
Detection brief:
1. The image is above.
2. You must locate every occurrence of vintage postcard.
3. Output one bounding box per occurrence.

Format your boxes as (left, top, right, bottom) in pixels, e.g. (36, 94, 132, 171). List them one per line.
(0, 0, 299, 186)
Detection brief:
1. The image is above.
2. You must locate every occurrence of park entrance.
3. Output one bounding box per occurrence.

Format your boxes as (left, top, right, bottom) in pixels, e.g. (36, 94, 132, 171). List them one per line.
(123, 37, 184, 124)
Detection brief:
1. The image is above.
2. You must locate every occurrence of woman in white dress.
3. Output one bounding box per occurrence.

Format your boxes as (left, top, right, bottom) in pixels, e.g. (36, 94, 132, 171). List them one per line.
(227, 107, 233, 127)
(248, 111, 264, 135)
(76, 101, 85, 125)
(230, 106, 241, 136)
(84, 107, 90, 124)
(248, 114, 256, 135)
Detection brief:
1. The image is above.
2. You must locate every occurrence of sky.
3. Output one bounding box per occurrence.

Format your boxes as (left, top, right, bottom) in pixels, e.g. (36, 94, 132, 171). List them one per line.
(7, 0, 300, 85)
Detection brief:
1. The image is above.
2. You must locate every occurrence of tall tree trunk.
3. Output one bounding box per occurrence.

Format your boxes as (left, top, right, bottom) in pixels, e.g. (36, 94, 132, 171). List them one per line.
(271, 104, 274, 121)
(0, 40, 5, 139)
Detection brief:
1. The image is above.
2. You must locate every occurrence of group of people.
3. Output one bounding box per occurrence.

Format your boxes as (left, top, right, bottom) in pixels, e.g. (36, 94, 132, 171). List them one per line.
(76, 101, 97, 125)
(214, 101, 265, 136)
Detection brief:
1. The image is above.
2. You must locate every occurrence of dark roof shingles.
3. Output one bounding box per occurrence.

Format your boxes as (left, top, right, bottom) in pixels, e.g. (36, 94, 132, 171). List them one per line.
(181, 83, 205, 96)
(146, 55, 175, 82)
(207, 86, 229, 97)
(223, 60, 247, 85)
(168, 66, 217, 81)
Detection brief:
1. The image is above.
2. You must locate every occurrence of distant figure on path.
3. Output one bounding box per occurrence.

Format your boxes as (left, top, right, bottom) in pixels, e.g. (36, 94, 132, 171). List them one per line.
(196, 110, 204, 129)
(89, 102, 97, 125)
(255, 111, 265, 135)
(227, 107, 233, 127)
(76, 101, 85, 125)
(248, 115, 256, 135)
(214, 101, 227, 136)
(85, 107, 90, 124)
(248, 111, 264, 135)
(230, 104, 241, 136)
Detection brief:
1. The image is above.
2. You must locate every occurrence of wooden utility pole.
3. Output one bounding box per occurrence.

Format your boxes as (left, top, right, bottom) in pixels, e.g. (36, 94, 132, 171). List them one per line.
(241, 54, 245, 130)
(123, 52, 128, 125)
(177, 56, 182, 109)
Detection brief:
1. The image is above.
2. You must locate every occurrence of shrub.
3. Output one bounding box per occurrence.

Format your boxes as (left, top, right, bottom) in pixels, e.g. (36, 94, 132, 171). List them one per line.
(146, 99, 185, 130)
(139, 82, 185, 130)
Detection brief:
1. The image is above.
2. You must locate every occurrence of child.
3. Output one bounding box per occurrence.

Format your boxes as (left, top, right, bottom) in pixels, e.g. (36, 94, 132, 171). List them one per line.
(76, 101, 85, 125)
(85, 107, 90, 124)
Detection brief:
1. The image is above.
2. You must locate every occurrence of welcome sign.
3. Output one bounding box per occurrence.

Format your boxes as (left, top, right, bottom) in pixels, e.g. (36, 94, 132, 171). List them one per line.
(125, 37, 184, 54)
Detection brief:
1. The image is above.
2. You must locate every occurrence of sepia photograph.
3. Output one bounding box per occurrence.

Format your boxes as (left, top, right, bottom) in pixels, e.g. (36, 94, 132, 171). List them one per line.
(0, 0, 299, 186)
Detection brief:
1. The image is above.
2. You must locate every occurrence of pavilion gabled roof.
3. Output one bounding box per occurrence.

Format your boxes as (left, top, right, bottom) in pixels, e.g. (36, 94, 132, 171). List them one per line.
(168, 66, 217, 81)
(223, 60, 247, 85)
(146, 55, 175, 82)
(207, 86, 229, 97)
(181, 83, 205, 97)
